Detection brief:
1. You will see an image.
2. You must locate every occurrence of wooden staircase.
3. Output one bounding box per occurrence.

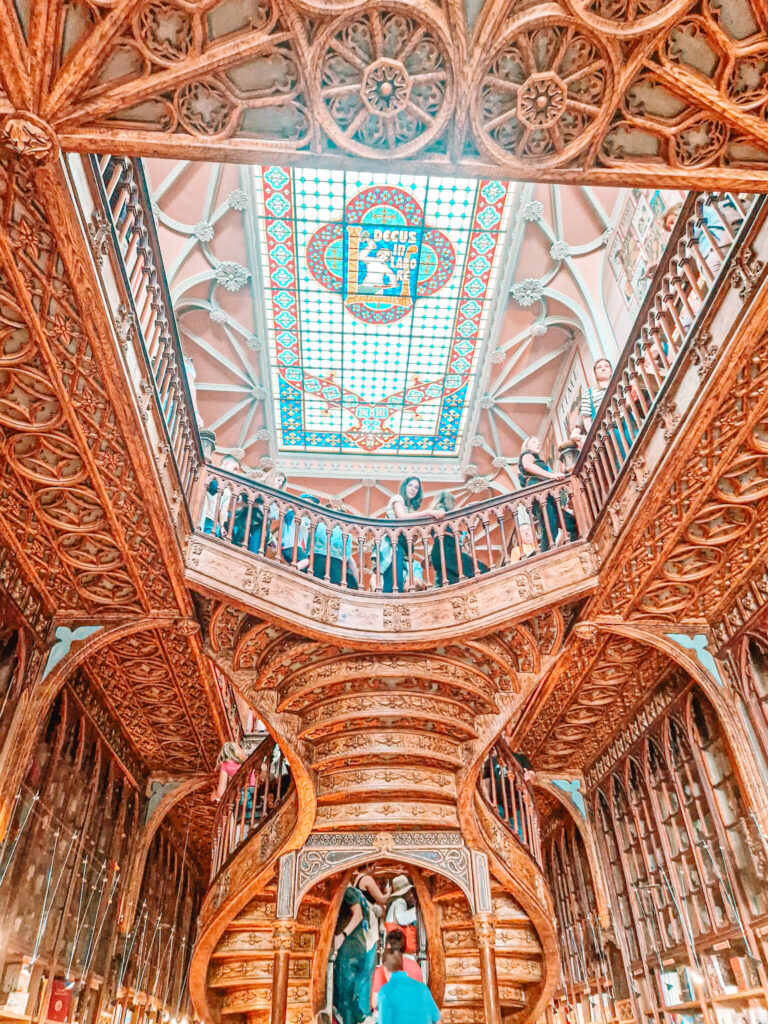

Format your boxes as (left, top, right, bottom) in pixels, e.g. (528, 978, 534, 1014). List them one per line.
(207, 879, 326, 1024)
(437, 879, 544, 1023)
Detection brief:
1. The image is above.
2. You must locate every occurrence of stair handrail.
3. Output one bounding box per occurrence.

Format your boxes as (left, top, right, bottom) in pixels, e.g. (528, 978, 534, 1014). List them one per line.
(194, 465, 589, 594)
(210, 734, 292, 880)
(89, 154, 204, 502)
(478, 737, 541, 866)
(574, 191, 763, 526)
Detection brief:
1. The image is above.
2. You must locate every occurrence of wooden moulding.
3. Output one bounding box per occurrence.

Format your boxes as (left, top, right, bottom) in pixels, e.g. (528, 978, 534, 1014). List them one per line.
(185, 537, 598, 647)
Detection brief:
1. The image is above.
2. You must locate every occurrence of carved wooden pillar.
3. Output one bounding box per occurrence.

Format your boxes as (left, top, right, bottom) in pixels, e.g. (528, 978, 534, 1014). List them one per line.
(270, 920, 294, 1024)
(474, 915, 501, 1024)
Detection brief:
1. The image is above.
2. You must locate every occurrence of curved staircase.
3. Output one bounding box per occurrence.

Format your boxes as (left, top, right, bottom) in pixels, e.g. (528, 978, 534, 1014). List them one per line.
(189, 607, 564, 1024)
(208, 880, 323, 1024)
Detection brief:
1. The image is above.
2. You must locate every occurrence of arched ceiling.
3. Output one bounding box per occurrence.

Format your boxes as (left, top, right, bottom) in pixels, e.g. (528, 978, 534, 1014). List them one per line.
(2, 0, 768, 188)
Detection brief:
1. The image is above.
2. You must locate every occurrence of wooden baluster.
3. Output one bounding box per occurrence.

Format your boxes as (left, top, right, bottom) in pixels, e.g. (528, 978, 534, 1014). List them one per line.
(499, 758, 511, 822)
(489, 752, 499, 814)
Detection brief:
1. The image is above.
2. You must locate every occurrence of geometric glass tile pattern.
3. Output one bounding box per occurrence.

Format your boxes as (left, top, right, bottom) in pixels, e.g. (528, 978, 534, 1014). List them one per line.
(253, 167, 513, 455)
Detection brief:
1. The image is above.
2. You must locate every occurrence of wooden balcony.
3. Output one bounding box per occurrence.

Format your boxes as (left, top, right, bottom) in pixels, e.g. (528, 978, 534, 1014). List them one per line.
(184, 475, 599, 644)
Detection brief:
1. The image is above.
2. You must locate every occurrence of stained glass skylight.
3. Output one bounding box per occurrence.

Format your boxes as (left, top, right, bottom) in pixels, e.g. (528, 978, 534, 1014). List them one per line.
(253, 166, 514, 457)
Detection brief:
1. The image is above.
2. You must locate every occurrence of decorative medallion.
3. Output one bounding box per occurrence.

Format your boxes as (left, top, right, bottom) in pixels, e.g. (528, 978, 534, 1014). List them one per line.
(305, 184, 455, 325)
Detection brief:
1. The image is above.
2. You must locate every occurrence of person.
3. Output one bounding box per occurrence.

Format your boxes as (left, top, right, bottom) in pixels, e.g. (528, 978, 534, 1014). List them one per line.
(211, 741, 251, 801)
(509, 521, 536, 562)
(334, 870, 388, 1024)
(385, 875, 418, 954)
(579, 358, 613, 434)
(333, 883, 369, 1024)
(379, 477, 443, 593)
(265, 473, 310, 570)
(519, 437, 567, 552)
(302, 495, 359, 589)
(428, 491, 486, 585)
(370, 930, 422, 1011)
(377, 948, 440, 1024)
(200, 477, 230, 536)
(229, 492, 265, 552)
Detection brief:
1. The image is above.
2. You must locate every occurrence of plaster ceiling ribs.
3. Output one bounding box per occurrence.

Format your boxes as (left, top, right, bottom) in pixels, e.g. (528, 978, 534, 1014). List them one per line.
(2, 0, 768, 187)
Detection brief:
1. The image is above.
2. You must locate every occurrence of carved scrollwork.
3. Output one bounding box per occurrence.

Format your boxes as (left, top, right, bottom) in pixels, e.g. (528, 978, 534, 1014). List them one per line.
(136, 1, 195, 64)
(175, 79, 236, 137)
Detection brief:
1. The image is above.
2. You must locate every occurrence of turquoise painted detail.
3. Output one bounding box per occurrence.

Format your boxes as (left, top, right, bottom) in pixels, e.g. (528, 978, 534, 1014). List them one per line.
(665, 633, 723, 686)
(42, 625, 103, 680)
(552, 778, 586, 818)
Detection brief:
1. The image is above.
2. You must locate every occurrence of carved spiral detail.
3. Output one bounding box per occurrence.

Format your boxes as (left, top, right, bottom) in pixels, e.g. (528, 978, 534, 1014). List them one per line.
(313, 5, 454, 157)
(473, 17, 613, 169)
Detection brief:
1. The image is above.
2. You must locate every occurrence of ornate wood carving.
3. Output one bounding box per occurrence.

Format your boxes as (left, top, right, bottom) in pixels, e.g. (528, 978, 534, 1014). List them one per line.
(3, 0, 768, 186)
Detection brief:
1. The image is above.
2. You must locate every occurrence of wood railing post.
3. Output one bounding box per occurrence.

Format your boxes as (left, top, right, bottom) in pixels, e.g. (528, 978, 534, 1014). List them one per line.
(270, 920, 294, 1024)
(474, 915, 502, 1024)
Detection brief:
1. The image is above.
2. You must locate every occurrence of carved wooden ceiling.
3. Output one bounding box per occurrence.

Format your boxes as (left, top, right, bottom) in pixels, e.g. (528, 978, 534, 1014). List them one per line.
(3, 0, 768, 878)
(0, 152, 223, 790)
(518, 631, 674, 771)
(2, 0, 768, 187)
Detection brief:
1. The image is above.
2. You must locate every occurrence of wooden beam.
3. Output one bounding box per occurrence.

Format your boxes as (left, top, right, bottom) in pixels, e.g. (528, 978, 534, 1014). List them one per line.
(0, 1, 31, 109)
(42, 0, 148, 118)
(51, 28, 293, 125)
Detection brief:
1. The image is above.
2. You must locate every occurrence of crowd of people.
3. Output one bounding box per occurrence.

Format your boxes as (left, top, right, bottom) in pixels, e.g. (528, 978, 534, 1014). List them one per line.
(327, 869, 438, 1024)
(200, 452, 580, 592)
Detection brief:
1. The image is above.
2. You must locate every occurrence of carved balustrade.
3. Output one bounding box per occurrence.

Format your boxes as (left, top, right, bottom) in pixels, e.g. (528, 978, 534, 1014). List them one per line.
(210, 735, 292, 880)
(90, 155, 202, 497)
(576, 191, 757, 522)
(478, 739, 541, 867)
(195, 464, 588, 595)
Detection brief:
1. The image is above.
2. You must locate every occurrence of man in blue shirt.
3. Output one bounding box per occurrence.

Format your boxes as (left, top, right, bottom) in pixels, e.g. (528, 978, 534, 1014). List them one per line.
(378, 948, 440, 1024)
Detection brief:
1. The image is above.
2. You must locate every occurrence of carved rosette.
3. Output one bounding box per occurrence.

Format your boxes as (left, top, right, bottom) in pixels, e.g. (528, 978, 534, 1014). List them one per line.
(314, 4, 454, 157)
(0, 113, 58, 161)
(473, 17, 613, 169)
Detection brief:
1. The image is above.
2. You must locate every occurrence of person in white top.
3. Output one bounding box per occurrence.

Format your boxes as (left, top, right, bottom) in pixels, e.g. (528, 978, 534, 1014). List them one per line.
(385, 875, 418, 955)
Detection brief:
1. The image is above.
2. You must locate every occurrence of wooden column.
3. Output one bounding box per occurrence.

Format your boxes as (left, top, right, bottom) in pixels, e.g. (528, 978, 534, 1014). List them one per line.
(474, 915, 501, 1024)
(270, 921, 294, 1024)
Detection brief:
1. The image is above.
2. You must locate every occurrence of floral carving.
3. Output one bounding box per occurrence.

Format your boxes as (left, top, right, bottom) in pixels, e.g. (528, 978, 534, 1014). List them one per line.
(511, 278, 544, 306)
(215, 261, 250, 291)
(477, 22, 610, 167)
(316, 7, 453, 156)
(0, 114, 57, 161)
(137, 2, 194, 64)
(176, 80, 233, 137)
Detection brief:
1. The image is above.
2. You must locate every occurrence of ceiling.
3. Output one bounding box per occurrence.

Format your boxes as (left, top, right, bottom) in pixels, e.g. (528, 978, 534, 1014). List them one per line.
(252, 166, 515, 462)
(4, 0, 767, 189)
(147, 155, 671, 504)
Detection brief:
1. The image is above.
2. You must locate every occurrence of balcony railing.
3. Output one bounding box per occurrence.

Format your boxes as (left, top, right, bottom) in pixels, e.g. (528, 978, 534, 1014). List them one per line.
(479, 739, 541, 866)
(576, 191, 757, 521)
(91, 155, 203, 497)
(194, 464, 589, 594)
(87, 164, 763, 580)
(210, 735, 292, 879)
